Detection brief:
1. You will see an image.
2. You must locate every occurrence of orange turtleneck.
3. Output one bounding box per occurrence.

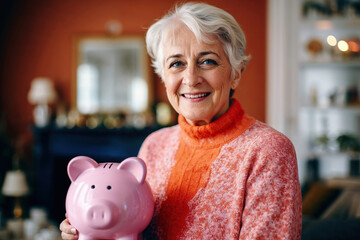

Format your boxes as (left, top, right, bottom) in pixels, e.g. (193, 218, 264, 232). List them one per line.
(156, 100, 255, 239)
(139, 98, 302, 239)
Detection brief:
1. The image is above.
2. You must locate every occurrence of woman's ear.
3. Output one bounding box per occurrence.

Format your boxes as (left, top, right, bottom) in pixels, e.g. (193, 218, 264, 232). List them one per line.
(231, 68, 242, 90)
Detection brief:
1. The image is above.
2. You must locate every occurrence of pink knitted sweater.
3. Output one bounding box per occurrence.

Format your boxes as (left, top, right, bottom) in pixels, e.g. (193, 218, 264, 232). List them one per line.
(138, 99, 302, 239)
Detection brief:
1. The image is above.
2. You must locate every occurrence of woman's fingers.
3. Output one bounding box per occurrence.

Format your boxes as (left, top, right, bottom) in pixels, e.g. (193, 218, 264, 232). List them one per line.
(59, 218, 78, 239)
(61, 232, 78, 240)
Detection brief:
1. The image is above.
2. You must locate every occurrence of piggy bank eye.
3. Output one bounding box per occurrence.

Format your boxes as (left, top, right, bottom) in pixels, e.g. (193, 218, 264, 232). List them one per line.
(107, 185, 112, 190)
(91, 185, 95, 189)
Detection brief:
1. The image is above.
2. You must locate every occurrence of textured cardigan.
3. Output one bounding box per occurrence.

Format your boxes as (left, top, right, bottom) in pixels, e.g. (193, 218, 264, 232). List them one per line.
(138, 99, 302, 240)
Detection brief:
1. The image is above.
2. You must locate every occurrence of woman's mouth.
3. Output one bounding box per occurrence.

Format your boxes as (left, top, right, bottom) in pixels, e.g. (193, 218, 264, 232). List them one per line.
(182, 93, 210, 99)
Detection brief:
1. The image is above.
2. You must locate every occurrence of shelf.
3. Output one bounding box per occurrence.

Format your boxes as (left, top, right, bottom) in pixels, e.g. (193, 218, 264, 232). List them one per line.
(300, 60, 360, 68)
(301, 17, 360, 30)
(301, 106, 360, 114)
(308, 150, 360, 158)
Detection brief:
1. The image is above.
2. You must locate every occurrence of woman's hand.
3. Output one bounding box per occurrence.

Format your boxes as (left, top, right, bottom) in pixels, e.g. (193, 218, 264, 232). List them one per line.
(59, 215, 78, 240)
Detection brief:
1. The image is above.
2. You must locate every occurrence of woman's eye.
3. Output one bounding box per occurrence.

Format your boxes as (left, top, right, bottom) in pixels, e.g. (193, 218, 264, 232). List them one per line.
(169, 61, 183, 68)
(201, 59, 218, 65)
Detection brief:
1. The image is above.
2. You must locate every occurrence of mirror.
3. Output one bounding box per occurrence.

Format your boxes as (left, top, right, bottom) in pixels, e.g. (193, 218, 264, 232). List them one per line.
(73, 35, 152, 115)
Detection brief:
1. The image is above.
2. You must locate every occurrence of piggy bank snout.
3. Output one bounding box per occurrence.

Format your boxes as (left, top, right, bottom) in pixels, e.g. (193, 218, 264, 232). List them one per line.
(85, 200, 119, 229)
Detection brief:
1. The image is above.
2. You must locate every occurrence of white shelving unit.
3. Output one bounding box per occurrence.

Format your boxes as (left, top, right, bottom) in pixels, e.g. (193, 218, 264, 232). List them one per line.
(298, 7, 360, 181)
(267, 0, 360, 184)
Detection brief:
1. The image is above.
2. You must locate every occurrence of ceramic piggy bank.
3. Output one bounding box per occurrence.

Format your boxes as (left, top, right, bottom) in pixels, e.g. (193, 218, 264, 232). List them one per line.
(65, 156, 154, 240)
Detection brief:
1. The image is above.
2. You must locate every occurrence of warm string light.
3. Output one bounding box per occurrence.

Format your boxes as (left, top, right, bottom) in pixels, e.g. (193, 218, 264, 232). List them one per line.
(348, 40, 359, 52)
(338, 40, 349, 52)
(326, 35, 359, 53)
(326, 35, 337, 47)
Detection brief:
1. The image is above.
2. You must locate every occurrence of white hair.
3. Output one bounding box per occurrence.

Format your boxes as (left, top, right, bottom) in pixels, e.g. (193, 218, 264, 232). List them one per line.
(146, 2, 250, 79)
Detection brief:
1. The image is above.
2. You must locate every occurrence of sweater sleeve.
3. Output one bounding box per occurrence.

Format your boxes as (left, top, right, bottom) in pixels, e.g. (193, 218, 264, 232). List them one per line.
(239, 132, 302, 240)
(137, 132, 151, 163)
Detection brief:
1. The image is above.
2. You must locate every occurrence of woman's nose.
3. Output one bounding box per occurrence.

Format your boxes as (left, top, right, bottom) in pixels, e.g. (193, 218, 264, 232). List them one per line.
(183, 65, 202, 86)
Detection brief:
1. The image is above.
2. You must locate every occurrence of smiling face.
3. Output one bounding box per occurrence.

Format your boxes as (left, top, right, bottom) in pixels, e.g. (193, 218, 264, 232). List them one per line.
(162, 25, 241, 126)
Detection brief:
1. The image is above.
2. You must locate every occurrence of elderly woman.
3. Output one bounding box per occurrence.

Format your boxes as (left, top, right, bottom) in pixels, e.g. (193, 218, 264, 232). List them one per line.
(60, 2, 302, 239)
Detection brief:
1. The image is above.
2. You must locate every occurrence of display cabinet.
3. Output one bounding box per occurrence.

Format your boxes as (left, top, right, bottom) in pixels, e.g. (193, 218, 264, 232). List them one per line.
(297, 1, 360, 181)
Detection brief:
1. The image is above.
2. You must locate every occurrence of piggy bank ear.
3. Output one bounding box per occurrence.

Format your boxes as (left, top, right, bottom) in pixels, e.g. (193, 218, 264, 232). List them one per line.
(67, 156, 98, 182)
(118, 157, 147, 184)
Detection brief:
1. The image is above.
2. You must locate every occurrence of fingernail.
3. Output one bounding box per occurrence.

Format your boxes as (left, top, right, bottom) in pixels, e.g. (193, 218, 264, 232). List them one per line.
(71, 228, 77, 234)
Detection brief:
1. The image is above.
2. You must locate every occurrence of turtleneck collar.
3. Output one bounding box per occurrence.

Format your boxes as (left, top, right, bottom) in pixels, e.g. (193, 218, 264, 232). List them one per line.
(178, 99, 255, 148)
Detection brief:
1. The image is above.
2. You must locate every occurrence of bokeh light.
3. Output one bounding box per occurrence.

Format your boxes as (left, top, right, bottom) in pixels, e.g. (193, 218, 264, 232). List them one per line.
(348, 41, 359, 53)
(326, 35, 337, 46)
(337, 40, 349, 52)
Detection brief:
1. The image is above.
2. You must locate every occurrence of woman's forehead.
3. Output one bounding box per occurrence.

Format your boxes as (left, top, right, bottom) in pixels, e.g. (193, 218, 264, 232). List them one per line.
(162, 20, 216, 44)
(163, 27, 218, 50)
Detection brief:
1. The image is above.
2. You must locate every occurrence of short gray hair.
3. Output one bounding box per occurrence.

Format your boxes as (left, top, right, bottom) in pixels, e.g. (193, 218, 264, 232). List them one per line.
(146, 2, 250, 79)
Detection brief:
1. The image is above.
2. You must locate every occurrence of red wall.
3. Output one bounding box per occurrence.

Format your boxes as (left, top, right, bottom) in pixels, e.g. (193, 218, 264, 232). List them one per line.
(0, 0, 266, 138)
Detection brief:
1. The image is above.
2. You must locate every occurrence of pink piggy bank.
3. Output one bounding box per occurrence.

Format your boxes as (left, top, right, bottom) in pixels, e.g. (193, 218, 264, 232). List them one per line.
(66, 156, 154, 240)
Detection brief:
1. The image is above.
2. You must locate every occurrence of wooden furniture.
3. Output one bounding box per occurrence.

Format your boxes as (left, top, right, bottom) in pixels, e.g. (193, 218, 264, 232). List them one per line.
(303, 177, 360, 219)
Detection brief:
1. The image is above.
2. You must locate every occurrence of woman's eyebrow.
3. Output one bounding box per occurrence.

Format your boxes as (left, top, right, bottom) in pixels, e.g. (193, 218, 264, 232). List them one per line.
(165, 51, 220, 62)
(198, 51, 220, 58)
(166, 54, 183, 62)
